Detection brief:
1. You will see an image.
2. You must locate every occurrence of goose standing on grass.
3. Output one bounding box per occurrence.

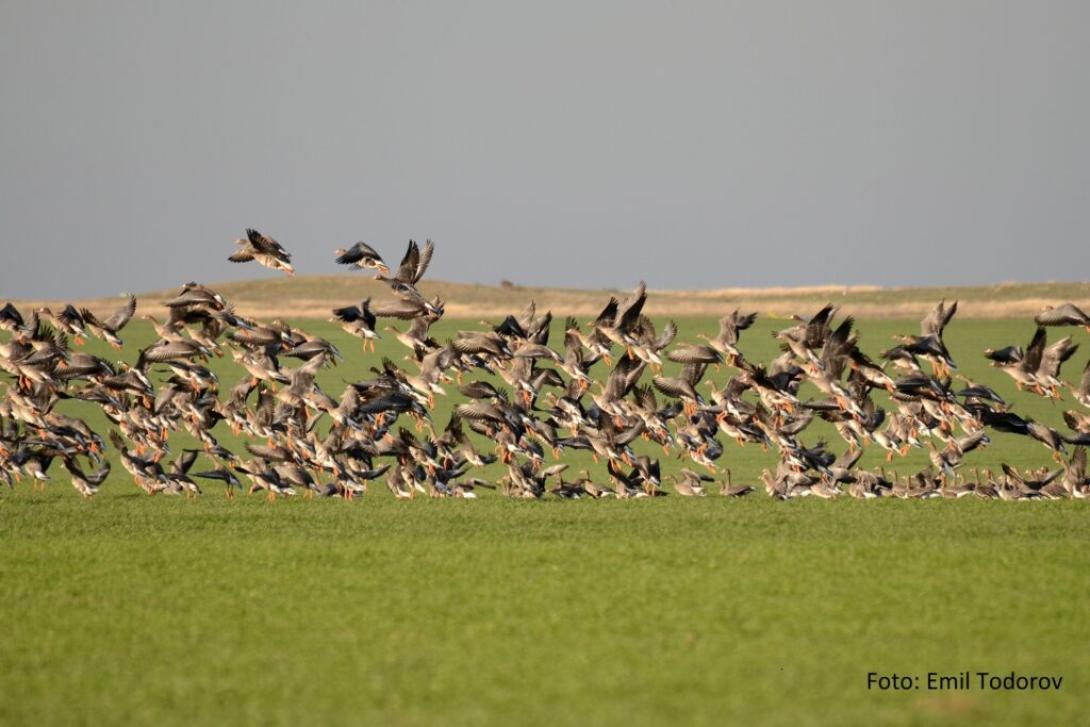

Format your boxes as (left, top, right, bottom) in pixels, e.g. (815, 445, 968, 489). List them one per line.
(81, 294, 137, 349)
(720, 469, 755, 497)
(228, 228, 295, 276)
(672, 468, 711, 496)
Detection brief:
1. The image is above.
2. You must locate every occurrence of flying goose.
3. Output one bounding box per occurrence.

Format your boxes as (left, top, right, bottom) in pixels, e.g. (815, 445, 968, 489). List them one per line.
(334, 242, 389, 274)
(1034, 302, 1090, 332)
(80, 294, 137, 349)
(377, 239, 435, 307)
(331, 299, 380, 351)
(228, 228, 294, 276)
(1069, 358, 1090, 408)
(986, 327, 1078, 397)
(699, 310, 757, 364)
(39, 305, 88, 345)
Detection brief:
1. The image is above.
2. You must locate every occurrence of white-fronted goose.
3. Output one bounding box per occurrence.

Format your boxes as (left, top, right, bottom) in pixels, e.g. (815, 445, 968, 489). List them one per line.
(334, 242, 389, 274)
(81, 294, 136, 349)
(228, 228, 294, 276)
(1035, 303, 1090, 332)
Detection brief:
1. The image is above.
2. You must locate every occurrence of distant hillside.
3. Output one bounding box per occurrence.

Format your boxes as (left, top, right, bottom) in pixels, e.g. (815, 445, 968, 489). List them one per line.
(10, 276, 1090, 321)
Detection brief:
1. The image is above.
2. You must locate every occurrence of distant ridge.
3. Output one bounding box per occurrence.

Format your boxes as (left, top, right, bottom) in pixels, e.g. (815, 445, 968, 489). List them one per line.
(9, 276, 1089, 320)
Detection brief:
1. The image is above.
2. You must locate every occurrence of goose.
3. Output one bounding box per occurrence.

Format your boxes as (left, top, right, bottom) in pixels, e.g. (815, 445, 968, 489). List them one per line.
(283, 334, 341, 366)
(549, 469, 592, 498)
(80, 294, 136, 349)
(1037, 335, 1080, 398)
(626, 317, 676, 369)
(228, 228, 294, 276)
(1026, 421, 1068, 462)
(231, 348, 290, 385)
(162, 282, 227, 311)
(1060, 447, 1088, 497)
(985, 327, 1077, 397)
(237, 460, 294, 500)
(1068, 358, 1090, 408)
(672, 468, 710, 496)
(595, 281, 648, 354)
(331, 298, 380, 351)
(370, 296, 443, 321)
(0, 302, 27, 333)
(1034, 302, 1090, 333)
(720, 469, 755, 497)
(163, 449, 202, 497)
(565, 315, 614, 364)
(699, 310, 757, 364)
(652, 362, 706, 416)
(136, 339, 209, 371)
(192, 467, 243, 498)
(334, 241, 389, 274)
(39, 305, 88, 344)
(667, 343, 723, 367)
(886, 301, 958, 378)
(1065, 409, 1090, 435)
(376, 239, 435, 307)
(386, 316, 438, 353)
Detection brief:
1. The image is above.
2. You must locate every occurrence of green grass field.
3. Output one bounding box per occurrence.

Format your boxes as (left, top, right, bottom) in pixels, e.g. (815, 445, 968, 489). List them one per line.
(3, 315, 1089, 725)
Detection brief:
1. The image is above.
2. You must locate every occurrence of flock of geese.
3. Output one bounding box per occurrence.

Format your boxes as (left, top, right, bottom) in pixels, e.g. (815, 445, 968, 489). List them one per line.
(2, 229, 1090, 501)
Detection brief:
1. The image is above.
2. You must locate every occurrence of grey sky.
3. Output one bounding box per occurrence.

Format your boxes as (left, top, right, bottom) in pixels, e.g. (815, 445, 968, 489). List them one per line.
(1, 1, 1087, 299)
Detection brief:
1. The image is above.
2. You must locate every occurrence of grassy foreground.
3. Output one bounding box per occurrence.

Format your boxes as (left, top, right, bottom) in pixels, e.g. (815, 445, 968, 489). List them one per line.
(3, 315, 1090, 725)
(3, 496, 1088, 726)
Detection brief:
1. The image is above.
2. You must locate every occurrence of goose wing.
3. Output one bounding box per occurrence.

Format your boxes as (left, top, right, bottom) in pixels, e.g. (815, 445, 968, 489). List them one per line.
(593, 297, 618, 328)
(804, 304, 837, 347)
(0, 302, 24, 330)
(667, 344, 720, 365)
(412, 239, 435, 283)
(174, 449, 200, 475)
(1035, 303, 1090, 327)
(247, 228, 290, 260)
(1039, 337, 1078, 378)
(718, 310, 757, 345)
(104, 294, 137, 331)
(653, 320, 678, 350)
(455, 402, 506, 424)
(652, 375, 697, 401)
(370, 299, 425, 320)
(393, 240, 420, 283)
(921, 299, 958, 337)
(614, 281, 647, 332)
(1022, 327, 1047, 373)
